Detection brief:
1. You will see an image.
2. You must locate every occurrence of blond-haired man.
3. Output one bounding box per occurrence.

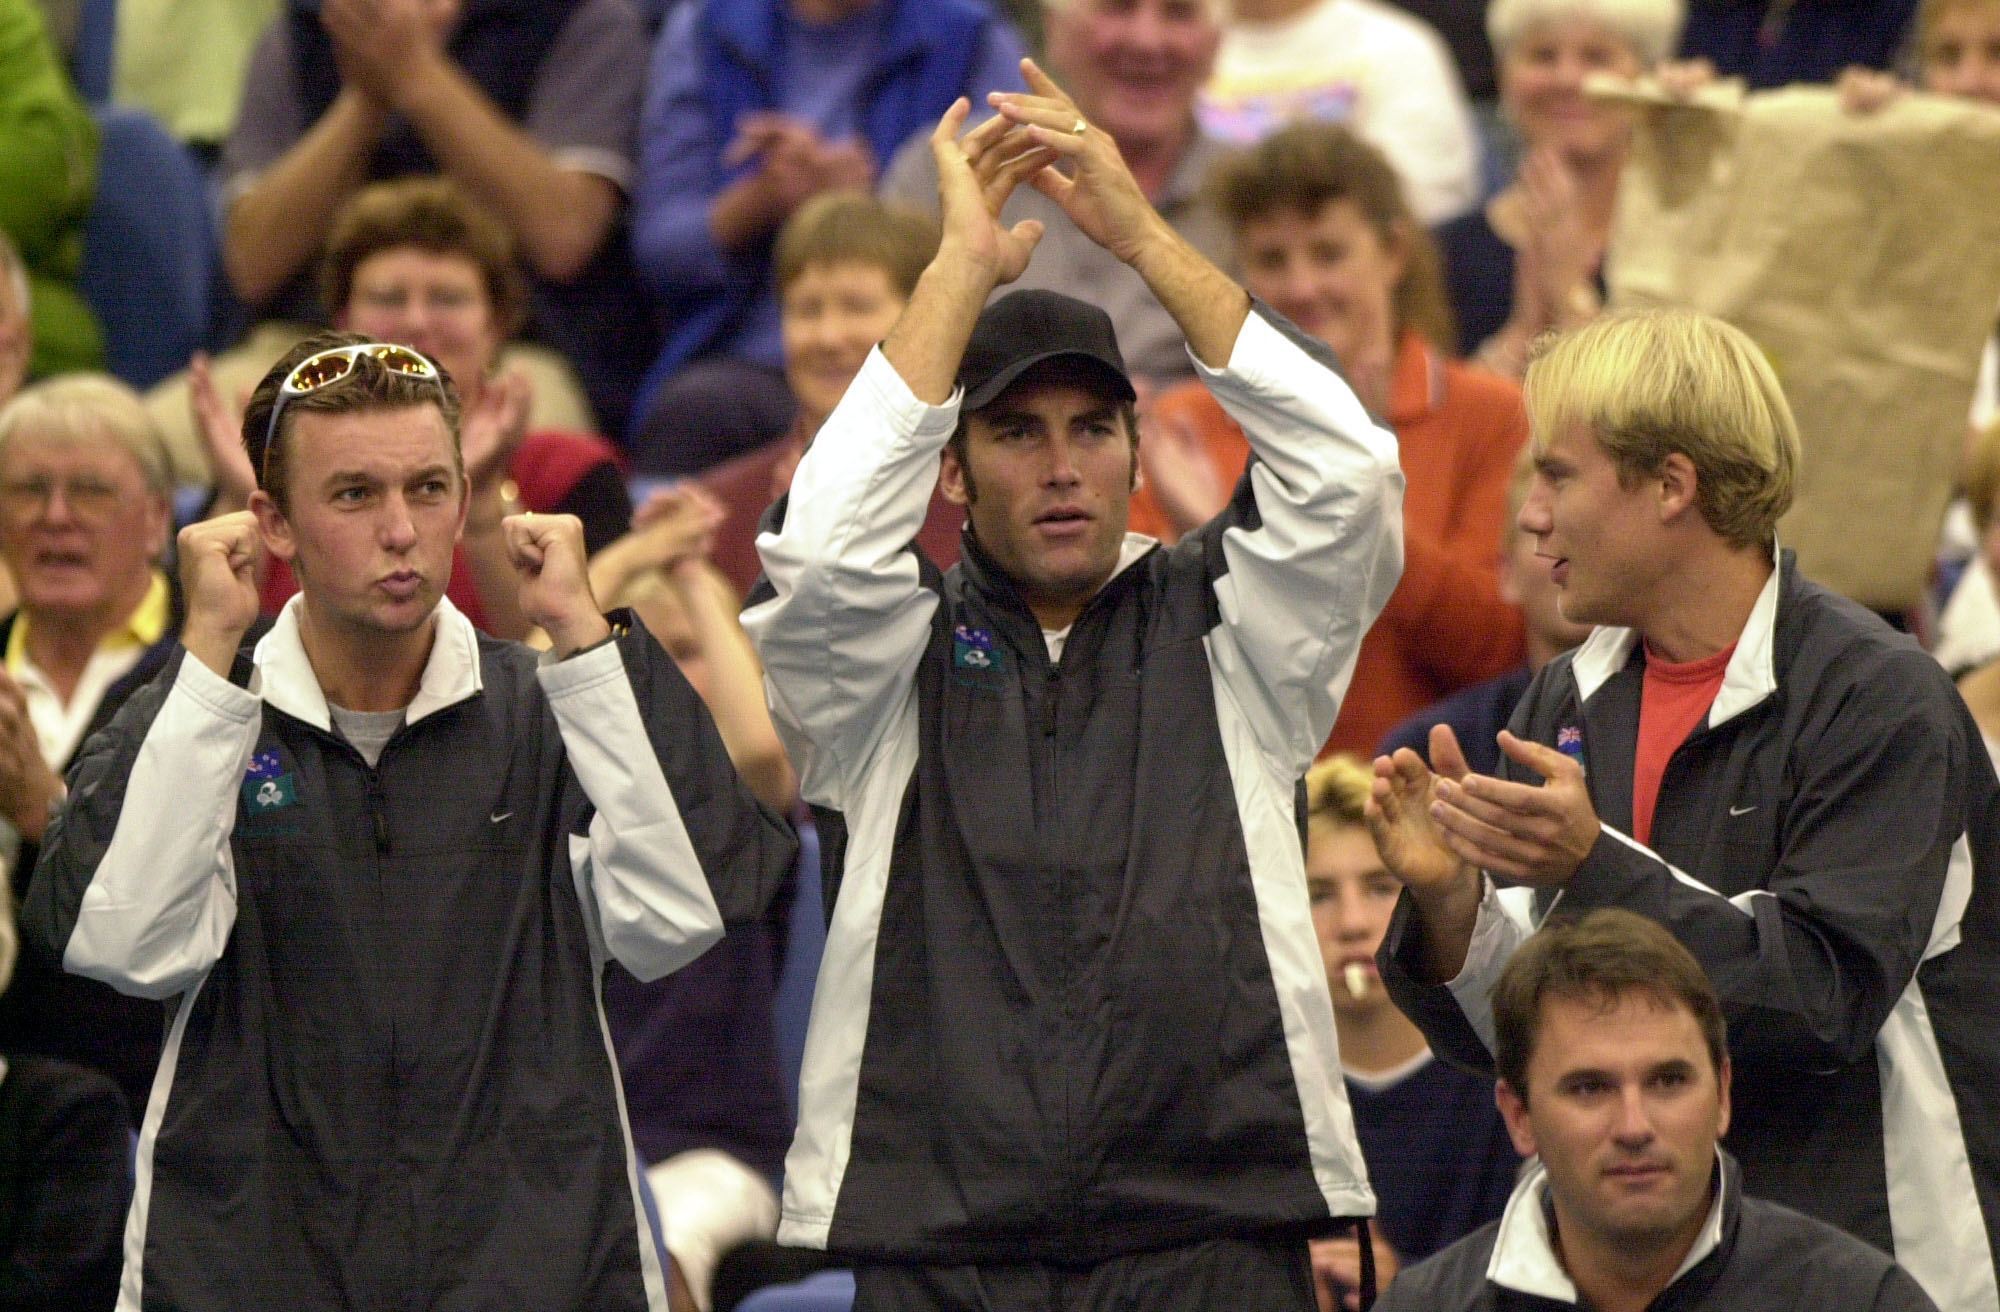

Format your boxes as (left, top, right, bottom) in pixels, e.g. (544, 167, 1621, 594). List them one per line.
(1369, 308, 2000, 1312)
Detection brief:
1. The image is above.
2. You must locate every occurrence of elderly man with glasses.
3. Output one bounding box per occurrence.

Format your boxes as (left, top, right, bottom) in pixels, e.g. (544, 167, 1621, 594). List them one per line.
(23, 332, 796, 1312)
(0, 374, 188, 1120)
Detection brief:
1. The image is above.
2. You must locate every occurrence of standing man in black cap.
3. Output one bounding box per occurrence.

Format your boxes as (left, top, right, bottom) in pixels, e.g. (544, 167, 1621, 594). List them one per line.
(747, 61, 1407, 1312)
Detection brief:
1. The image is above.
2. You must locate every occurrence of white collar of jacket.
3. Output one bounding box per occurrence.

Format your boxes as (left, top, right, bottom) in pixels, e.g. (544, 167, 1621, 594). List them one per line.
(1486, 1149, 1729, 1303)
(251, 594, 485, 733)
(1568, 548, 1783, 729)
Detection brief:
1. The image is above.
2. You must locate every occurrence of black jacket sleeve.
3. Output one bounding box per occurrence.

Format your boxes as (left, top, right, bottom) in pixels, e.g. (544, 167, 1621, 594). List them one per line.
(612, 616, 798, 926)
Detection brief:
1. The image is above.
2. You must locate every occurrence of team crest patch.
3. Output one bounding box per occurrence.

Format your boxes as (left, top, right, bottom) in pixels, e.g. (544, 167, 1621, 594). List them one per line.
(243, 774, 297, 813)
(951, 625, 1007, 684)
(1556, 725, 1585, 769)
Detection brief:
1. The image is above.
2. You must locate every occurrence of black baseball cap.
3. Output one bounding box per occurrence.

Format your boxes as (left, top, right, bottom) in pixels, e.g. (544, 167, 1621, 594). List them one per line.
(958, 289, 1137, 413)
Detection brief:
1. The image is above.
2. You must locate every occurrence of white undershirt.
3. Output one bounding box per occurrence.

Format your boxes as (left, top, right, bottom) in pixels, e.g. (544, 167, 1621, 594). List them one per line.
(329, 704, 406, 769)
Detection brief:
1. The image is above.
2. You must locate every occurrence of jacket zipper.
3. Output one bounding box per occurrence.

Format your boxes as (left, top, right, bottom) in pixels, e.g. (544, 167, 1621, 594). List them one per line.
(367, 770, 392, 855)
(1041, 655, 1087, 1226)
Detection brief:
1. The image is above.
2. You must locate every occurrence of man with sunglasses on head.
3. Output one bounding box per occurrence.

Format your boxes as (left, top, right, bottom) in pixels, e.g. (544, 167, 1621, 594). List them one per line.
(22, 333, 797, 1312)
(748, 63, 1404, 1310)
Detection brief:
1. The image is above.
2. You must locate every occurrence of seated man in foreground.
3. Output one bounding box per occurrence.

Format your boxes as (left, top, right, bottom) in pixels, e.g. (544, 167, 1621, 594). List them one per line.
(1370, 308, 2000, 1312)
(747, 60, 1405, 1308)
(25, 334, 795, 1310)
(1375, 908, 1938, 1310)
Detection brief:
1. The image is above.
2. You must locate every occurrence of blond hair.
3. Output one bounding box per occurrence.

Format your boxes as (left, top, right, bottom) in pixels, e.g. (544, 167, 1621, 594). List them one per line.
(0, 373, 173, 494)
(1487, 0, 1686, 65)
(1305, 754, 1374, 830)
(774, 193, 939, 300)
(1523, 309, 1800, 548)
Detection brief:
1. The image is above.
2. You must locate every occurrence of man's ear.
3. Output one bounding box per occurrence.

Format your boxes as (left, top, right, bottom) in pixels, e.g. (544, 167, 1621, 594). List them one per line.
(1496, 1079, 1538, 1159)
(143, 490, 173, 562)
(249, 489, 297, 564)
(1497, 542, 1524, 607)
(939, 444, 972, 507)
(1656, 452, 1699, 526)
(1715, 1055, 1731, 1141)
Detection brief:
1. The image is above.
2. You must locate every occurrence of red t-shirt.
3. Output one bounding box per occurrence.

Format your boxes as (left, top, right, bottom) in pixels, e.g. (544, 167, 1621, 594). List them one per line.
(1631, 642, 1737, 847)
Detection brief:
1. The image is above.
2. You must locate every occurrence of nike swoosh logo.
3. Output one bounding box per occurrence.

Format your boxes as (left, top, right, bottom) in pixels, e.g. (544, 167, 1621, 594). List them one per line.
(1729, 804, 1757, 816)
(490, 810, 513, 823)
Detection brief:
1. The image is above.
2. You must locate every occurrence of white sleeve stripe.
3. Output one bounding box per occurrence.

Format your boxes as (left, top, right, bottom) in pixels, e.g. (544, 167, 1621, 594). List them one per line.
(1207, 644, 1376, 1216)
(1445, 878, 1534, 1055)
(64, 658, 251, 1000)
(1598, 825, 1751, 913)
(540, 644, 722, 984)
(778, 703, 922, 1249)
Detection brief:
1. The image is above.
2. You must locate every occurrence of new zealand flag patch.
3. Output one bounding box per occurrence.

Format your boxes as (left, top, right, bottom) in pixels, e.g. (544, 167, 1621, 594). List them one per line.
(951, 624, 1007, 686)
(241, 750, 301, 831)
(1556, 724, 1586, 771)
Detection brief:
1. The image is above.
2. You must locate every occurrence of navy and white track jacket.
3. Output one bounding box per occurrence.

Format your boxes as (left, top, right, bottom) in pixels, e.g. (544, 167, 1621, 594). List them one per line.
(1382, 556, 2000, 1312)
(746, 306, 1405, 1263)
(26, 599, 796, 1312)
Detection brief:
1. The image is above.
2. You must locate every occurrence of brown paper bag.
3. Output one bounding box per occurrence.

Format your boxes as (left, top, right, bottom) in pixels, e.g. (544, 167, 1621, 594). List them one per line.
(1601, 81, 2000, 610)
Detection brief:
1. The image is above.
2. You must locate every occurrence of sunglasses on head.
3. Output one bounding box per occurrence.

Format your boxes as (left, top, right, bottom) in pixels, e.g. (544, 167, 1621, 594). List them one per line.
(257, 343, 447, 486)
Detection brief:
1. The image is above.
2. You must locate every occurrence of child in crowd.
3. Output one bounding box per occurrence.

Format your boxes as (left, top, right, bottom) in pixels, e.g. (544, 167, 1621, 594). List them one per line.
(1303, 755, 1520, 1311)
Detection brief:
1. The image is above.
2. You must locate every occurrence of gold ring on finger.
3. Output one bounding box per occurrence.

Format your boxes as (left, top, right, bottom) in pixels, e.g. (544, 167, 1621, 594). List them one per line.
(1071, 118, 1089, 135)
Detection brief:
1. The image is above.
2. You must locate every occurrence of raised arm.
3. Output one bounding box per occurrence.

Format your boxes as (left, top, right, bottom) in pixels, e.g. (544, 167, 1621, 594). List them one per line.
(743, 98, 1055, 805)
(325, 0, 628, 283)
(221, 24, 385, 306)
(989, 60, 1249, 367)
(990, 62, 1404, 768)
(23, 515, 267, 1000)
(511, 513, 794, 977)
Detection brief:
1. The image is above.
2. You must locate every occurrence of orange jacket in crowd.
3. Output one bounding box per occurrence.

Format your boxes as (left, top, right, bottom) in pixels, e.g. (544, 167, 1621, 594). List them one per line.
(1133, 332, 1527, 755)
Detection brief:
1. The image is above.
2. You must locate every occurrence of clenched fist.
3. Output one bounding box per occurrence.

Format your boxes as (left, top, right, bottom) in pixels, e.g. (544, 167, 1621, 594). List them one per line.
(503, 512, 610, 656)
(179, 512, 264, 677)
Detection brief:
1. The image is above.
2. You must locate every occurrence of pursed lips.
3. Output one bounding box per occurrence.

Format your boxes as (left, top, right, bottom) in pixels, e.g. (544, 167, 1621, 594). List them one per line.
(377, 567, 424, 595)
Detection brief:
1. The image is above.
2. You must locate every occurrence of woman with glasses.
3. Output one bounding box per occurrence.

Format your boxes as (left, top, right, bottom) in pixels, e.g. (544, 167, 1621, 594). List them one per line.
(196, 178, 631, 640)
